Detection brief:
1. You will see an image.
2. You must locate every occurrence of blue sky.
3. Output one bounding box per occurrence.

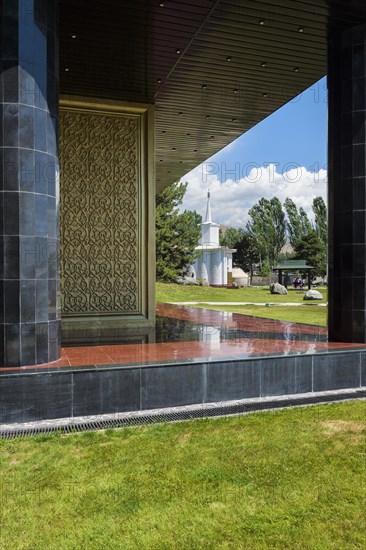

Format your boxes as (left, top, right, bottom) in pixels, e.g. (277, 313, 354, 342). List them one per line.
(181, 77, 328, 228)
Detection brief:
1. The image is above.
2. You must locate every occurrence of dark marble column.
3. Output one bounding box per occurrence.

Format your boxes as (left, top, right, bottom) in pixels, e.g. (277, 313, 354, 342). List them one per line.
(328, 24, 366, 342)
(0, 0, 60, 367)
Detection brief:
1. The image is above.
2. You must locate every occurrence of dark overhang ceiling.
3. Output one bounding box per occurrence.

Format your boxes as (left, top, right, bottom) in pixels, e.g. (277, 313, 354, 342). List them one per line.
(60, 1, 366, 193)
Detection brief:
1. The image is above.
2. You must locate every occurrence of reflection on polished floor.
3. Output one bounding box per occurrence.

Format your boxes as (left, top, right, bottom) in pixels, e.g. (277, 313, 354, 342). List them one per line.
(2, 304, 366, 372)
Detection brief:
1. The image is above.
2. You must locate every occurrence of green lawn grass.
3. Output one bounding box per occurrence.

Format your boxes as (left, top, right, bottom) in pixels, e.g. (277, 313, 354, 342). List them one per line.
(193, 304, 327, 327)
(156, 282, 328, 304)
(0, 401, 365, 549)
(157, 283, 328, 326)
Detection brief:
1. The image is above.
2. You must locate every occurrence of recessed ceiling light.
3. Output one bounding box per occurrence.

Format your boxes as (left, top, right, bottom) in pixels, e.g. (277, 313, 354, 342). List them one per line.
(172, 147, 176, 150)
(261, 62, 267, 67)
(233, 89, 238, 94)
(71, 34, 77, 39)
(176, 48, 181, 54)
(162, 130, 166, 134)
(263, 93, 268, 97)
(226, 56, 232, 62)
(159, 2, 165, 6)
(206, 115, 210, 119)
(259, 20, 265, 25)
(294, 67, 299, 72)
(210, 136, 214, 139)
(202, 84, 207, 90)
(64, 68, 70, 72)
(157, 79, 162, 83)
(298, 27, 304, 33)
(178, 112, 183, 116)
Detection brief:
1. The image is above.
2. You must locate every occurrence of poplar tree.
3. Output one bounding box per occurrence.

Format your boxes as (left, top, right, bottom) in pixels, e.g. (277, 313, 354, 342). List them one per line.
(312, 196, 327, 245)
(246, 197, 286, 267)
(284, 198, 312, 247)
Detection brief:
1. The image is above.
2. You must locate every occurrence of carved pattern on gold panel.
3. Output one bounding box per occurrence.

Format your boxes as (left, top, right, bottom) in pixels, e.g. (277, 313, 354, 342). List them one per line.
(60, 110, 139, 314)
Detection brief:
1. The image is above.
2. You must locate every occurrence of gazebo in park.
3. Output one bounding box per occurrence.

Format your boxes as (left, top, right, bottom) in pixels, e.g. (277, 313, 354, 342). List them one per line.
(273, 260, 315, 290)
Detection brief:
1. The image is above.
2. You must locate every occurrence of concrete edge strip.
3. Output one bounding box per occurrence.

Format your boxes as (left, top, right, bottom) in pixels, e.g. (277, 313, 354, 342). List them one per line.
(1, 387, 365, 438)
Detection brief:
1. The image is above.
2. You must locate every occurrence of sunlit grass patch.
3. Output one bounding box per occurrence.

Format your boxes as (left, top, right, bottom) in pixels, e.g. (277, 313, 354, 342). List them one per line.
(192, 303, 327, 326)
(156, 282, 328, 304)
(0, 401, 365, 549)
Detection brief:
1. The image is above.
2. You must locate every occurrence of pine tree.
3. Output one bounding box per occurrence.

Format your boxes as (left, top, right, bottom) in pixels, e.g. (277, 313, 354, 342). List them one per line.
(156, 182, 201, 281)
(220, 227, 259, 275)
(294, 230, 327, 276)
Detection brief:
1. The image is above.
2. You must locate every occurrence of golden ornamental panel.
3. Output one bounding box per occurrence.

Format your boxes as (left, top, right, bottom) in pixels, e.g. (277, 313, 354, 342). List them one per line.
(60, 106, 140, 315)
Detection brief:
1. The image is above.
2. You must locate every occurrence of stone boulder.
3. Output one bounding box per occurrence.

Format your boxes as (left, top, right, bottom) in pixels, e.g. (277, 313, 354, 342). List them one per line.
(303, 290, 323, 300)
(232, 267, 249, 288)
(269, 282, 288, 295)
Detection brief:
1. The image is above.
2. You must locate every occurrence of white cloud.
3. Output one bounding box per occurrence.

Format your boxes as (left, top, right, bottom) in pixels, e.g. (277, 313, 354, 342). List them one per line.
(180, 162, 327, 228)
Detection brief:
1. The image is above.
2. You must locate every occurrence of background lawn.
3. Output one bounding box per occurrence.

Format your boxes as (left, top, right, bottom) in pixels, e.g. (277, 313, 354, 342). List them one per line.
(156, 282, 328, 304)
(192, 304, 327, 327)
(0, 401, 365, 549)
(157, 283, 328, 326)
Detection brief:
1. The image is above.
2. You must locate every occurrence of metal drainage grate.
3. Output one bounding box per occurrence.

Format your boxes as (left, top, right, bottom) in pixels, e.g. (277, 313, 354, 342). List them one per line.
(1, 390, 365, 440)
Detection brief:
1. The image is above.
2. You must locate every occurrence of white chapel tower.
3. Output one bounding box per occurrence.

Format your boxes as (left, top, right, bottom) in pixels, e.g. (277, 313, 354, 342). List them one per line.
(191, 192, 236, 286)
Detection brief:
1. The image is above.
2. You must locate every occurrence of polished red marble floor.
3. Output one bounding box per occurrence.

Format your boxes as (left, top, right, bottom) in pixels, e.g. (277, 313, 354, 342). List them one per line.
(1, 304, 365, 372)
(156, 303, 328, 336)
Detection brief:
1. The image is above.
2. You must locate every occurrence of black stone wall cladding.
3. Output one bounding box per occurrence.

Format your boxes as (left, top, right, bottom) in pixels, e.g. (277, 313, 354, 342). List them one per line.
(0, 1, 60, 367)
(328, 23, 366, 342)
(0, 351, 365, 424)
